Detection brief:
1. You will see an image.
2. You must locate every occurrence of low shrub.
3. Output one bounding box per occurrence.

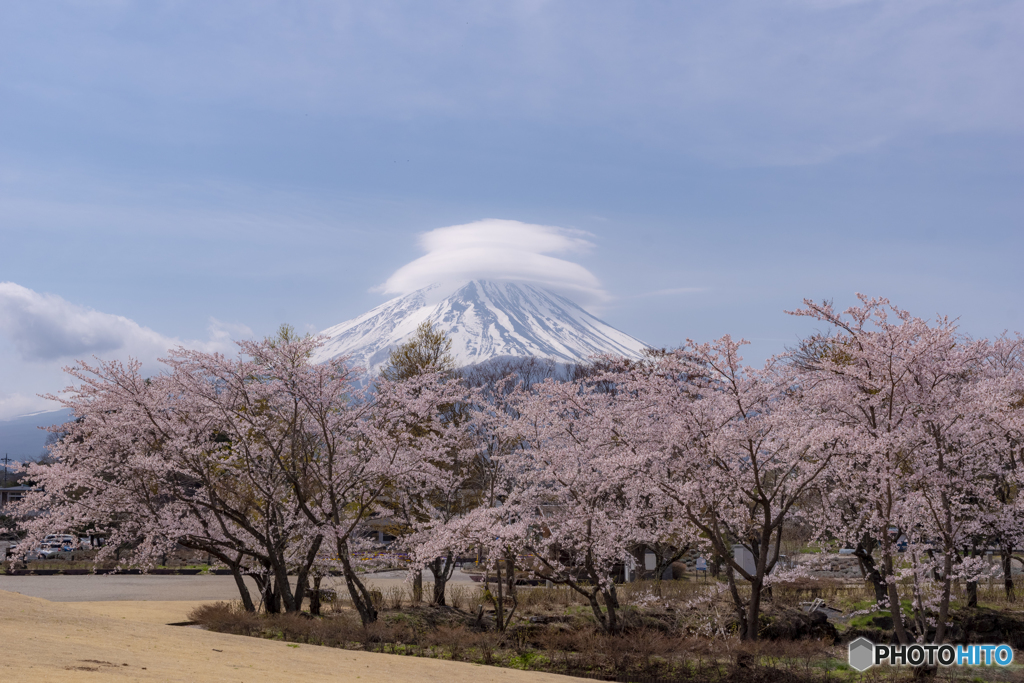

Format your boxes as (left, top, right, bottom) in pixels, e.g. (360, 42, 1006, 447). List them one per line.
(184, 589, 968, 682)
(423, 624, 468, 660)
(447, 583, 469, 610)
(384, 585, 405, 610)
(188, 601, 262, 636)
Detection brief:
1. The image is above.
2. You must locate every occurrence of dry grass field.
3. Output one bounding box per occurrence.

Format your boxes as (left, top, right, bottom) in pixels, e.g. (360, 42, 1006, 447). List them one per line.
(0, 589, 578, 682)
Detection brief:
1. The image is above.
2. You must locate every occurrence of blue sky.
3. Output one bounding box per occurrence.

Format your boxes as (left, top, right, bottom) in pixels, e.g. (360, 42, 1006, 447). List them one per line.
(1, 1, 1022, 418)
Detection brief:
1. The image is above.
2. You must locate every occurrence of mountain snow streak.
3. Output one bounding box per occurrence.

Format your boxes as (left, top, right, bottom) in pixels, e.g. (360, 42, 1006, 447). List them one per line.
(310, 280, 648, 375)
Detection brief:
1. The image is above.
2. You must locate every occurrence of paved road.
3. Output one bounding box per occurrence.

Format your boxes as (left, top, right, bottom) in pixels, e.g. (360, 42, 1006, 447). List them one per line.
(0, 574, 262, 602)
(0, 568, 477, 602)
(362, 568, 476, 583)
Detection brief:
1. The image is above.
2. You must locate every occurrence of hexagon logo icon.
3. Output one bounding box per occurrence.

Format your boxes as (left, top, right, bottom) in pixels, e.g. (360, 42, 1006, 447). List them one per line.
(848, 637, 875, 672)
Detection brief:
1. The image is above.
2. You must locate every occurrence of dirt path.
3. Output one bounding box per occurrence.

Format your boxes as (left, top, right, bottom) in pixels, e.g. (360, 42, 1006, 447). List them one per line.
(0, 590, 574, 682)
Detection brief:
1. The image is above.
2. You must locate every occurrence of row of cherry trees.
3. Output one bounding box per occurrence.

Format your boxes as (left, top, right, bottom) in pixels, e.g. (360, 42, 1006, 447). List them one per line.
(418, 296, 1024, 641)
(15, 297, 1024, 643)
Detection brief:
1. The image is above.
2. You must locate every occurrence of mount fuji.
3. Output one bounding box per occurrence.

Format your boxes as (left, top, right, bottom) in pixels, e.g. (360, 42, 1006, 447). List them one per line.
(310, 280, 649, 375)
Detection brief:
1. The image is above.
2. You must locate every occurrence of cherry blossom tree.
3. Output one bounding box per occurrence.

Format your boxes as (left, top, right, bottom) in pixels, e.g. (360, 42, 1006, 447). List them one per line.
(411, 372, 641, 632)
(168, 329, 472, 624)
(157, 330, 348, 614)
(608, 338, 835, 641)
(15, 353, 308, 612)
(488, 376, 659, 633)
(411, 502, 527, 630)
(790, 296, 1024, 645)
(14, 330, 407, 621)
(369, 371, 482, 606)
(980, 334, 1024, 602)
(374, 323, 485, 606)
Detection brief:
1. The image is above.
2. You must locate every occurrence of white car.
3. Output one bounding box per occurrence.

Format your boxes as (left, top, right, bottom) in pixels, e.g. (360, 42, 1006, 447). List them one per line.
(44, 534, 77, 546)
(31, 534, 78, 559)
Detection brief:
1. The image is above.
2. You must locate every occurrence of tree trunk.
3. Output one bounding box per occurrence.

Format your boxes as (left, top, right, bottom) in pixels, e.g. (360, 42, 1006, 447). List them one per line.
(264, 575, 281, 614)
(586, 591, 607, 632)
(250, 572, 277, 614)
(291, 534, 322, 614)
(491, 562, 512, 631)
(413, 570, 423, 603)
(882, 549, 911, 645)
(933, 549, 953, 645)
(229, 562, 256, 612)
(855, 541, 889, 604)
(430, 561, 446, 606)
(271, 552, 297, 613)
(505, 553, 516, 597)
(724, 562, 749, 639)
(962, 546, 979, 610)
(654, 544, 685, 583)
(309, 575, 322, 616)
(337, 539, 377, 625)
(601, 584, 620, 634)
(745, 578, 763, 641)
(428, 553, 455, 606)
(192, 548, 255, 613)
(1001, 546, 1015, 603)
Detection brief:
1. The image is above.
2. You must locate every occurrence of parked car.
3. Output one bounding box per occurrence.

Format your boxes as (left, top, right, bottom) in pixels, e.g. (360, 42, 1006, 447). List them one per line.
(29, 534, 79, 560)
(28, 543, 59, 560)
(44, 534, 78, 546)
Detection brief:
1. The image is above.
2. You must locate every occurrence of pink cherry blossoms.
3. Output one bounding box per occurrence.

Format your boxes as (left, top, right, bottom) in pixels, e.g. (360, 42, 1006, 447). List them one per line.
(12, 298, 1024, 643)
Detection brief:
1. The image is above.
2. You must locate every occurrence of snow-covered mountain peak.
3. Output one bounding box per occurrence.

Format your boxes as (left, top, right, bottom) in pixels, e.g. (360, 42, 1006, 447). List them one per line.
(310, 280, 648, 375)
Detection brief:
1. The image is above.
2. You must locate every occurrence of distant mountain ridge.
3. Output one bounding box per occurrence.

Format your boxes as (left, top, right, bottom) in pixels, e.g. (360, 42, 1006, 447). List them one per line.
(310, 280, 648, 376)
(0, 408, 73, 462)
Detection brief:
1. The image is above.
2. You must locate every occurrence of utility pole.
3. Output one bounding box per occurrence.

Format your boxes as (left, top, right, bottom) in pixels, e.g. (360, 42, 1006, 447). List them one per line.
(2, 453, 10, 486)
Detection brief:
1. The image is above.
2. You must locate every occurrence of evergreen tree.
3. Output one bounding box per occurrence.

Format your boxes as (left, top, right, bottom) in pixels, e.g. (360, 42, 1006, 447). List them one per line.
(379, 321, 457, 382)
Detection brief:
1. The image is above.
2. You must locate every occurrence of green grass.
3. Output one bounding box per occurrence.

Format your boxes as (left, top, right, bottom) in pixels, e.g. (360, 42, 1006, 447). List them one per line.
(843, 599, 917, 632)
(507, 652, 546, 670)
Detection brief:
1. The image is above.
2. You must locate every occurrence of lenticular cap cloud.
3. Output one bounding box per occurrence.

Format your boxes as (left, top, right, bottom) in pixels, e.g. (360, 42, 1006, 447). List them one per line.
(378, 219, 606, 303)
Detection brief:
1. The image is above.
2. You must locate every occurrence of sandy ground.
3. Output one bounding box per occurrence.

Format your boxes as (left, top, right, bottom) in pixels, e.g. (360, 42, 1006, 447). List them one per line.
(0, 589, 577, 682)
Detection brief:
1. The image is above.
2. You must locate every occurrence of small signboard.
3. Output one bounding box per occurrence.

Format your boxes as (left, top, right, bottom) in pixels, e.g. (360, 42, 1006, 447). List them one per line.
(733, 545, 756, 576)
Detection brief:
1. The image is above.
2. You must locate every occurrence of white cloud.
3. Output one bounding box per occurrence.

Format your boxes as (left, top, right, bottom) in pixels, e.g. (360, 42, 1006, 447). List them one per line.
(0, 283, 251, 419)
(0, 393, 59, 421)
(0, 282, 182, 362)
(206, 317, 255, 347)
(378, 219, 607, 304)
(0, 282, 247, 364)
